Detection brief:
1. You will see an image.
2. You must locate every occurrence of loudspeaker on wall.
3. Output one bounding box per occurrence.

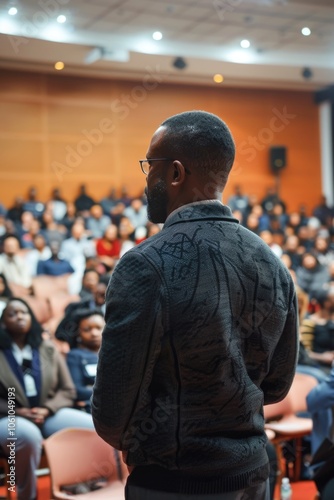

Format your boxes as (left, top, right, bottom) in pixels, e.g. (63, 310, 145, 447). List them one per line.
(269, 146, 287, 173)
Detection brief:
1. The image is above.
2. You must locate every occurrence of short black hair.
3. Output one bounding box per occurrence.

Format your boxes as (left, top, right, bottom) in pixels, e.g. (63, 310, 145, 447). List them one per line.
(160, 110, 235, 189)
(0, 297, 43, 349)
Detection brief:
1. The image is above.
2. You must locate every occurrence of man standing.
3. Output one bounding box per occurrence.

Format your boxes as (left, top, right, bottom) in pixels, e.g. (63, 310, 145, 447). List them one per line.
(92, 111, 298, 499)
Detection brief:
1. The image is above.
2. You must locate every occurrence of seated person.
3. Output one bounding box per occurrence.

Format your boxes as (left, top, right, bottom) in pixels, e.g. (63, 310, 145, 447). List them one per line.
(55, 279, 107, 345)
(95, 224, 121, 271)
(0, 235, 32, 290)
(307, 362, 334, 454)
(0, 298, 94, 500)
(66, 308, 104, 412)
(79, 268, 100, 301)
(36, 240, 74, 276)
(300, 287, 334, 373)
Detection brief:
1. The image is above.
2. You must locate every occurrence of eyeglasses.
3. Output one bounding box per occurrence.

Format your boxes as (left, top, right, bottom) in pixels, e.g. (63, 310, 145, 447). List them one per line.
(139, 158, 174, 175)
(139, 158, 191, 175)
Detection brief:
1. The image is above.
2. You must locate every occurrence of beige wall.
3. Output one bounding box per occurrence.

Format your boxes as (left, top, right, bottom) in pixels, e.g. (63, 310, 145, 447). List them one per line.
(0, 69, 321, 213)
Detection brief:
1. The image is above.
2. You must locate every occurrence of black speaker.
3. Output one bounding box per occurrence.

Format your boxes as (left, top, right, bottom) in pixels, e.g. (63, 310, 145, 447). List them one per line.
(269, 146, 286, 173)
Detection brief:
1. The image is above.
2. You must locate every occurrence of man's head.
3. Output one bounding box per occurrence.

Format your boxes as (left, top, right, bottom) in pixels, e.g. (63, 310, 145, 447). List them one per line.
(3, 236, 20, 257)
(143, 110, 235, 223)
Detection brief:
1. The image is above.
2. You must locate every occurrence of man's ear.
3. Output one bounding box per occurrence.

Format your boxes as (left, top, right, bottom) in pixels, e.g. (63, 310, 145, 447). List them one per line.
(171, 160, 187, 186)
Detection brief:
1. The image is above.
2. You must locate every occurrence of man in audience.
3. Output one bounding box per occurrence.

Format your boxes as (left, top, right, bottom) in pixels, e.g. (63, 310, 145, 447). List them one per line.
(23, 186, 45, 219)
(24, 233, 51, 276)
(92, 110, 299, 500)
(86, 204, 111, 239)
(0, 235, 32, 289)
(60, 221, 96, 274)
(37, 240, 74, 276)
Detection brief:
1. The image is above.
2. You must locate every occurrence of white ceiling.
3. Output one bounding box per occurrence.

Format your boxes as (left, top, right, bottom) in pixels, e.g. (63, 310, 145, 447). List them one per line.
(0, 0, 334, 90)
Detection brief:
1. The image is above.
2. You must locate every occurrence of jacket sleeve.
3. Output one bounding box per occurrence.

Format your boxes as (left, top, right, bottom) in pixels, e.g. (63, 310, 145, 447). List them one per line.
(262, 286, 299, 405)
(42, 346, 77, 414)
(91, 250, 164, 449)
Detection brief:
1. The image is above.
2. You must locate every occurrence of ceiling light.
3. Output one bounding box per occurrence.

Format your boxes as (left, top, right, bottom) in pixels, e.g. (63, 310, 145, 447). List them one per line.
(57, 15, 66, 24)
(8, 7, 18, 16)
(152, 31, 162, 41)
(240, 39, 250, 48)
(54, 61, 65, 71)
(301, 27, 311, 36)
(213, 74, 224, 83)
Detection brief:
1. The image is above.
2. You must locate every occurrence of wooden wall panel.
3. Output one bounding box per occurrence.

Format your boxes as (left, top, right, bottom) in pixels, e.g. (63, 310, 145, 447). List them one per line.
(0, 69, 321, 214)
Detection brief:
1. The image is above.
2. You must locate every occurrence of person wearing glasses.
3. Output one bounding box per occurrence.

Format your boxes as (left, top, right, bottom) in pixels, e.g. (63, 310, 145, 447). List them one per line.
(92, 110, 298, 500)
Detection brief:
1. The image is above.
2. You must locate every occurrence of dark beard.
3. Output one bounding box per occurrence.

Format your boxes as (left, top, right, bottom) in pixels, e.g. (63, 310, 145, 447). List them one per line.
(145, 180, 169, 223)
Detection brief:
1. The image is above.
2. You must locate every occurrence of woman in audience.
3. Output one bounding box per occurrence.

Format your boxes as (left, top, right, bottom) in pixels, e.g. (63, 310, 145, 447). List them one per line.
(0, 297, 93, 500)
(95, 223, 121, 271)
(296, 252, 329, 295)
(66, 308, 104, 412)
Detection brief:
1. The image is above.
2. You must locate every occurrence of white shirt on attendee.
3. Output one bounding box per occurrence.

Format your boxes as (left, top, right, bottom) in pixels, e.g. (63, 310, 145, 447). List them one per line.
(24, 247, 52, 276)
(0, 254, 32, 288)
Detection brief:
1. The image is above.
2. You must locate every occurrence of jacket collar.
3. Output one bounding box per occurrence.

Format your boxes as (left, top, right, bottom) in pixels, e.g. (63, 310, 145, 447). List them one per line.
(164, 201, 239, 228)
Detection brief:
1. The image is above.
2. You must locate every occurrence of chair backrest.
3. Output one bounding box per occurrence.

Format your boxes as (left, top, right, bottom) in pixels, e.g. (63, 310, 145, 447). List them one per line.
(43, 428, 127, 496)
(264, 372, 318, 420)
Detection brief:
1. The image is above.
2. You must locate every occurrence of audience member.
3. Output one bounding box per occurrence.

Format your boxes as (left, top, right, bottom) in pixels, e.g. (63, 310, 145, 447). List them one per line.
(96, 224, 121, 271)
(48, 187, 67, 222)
(24, 234, 51, 276)
(6, 196, 24, 223)
(283, 234, 303, 271)
(312, 195, 334, 227)
(123, 198, 148, 229)
(20, 218, 41, 249)
(307, 362, 334, 455)
(40, 208, 67, 245)
(59, 201, 78, 235)
(259, 230, 283, 258)
(66, 308, 104, 412)
(0, 235, 32, 289)
(36, 240, 74, 276)
(100, 187, 118, 216)
(227, 184, 249, 218)
(86, 204, 111, 239)
(79, 268, 100, 300)
(118, 216, 135, 257)
(313, 235, 334, 267)
(60, 221, 96, 275)
(74, 184, 96, 215)
(23, 186, 45, 219)
(296, 252, 329, 295)
(0, 298, 94, 500)
(300, 288, 334, 372)
(55, 279, 107, 345)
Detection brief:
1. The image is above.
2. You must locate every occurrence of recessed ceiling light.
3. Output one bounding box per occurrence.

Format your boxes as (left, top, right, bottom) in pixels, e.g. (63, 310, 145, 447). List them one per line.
(213, 74, 224, 83)
(57, 15, 66, 24)
(152, 31, 162, 41)
(301, 27, 311, 36)
(240, 39, 250, 48)
(8, 7, 18, 16)
(54, 61, 65, 71)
